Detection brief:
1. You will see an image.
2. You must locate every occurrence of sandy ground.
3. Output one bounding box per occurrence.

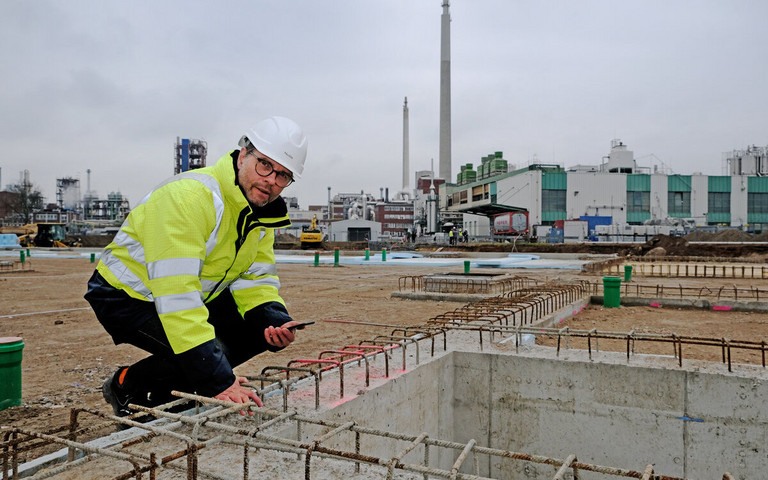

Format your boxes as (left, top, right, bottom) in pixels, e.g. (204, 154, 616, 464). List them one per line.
(2, 251, 768, 438)
(536, 304, 768, 367)
(0, 255, 470, 433)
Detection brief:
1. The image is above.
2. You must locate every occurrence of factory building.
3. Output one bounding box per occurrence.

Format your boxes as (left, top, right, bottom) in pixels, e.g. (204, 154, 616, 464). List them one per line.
(174, 137, 207, 174)
(314, 191, 416, 242)
(442, 141, 768, 239)
(374, 196, 415, 239)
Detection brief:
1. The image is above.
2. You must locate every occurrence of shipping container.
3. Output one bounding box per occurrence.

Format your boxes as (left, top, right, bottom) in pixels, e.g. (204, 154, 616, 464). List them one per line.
(564, 220, 588, 243)
(579, 215, 612, 234)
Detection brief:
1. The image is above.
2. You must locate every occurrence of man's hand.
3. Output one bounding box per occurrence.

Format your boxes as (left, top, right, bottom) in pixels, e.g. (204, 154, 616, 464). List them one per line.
(215, 376, 262, 415)
(264, 321, 304, 348)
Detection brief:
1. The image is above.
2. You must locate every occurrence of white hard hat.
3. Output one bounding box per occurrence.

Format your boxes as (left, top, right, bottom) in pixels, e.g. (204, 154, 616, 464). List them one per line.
(238, 116, 308, 179)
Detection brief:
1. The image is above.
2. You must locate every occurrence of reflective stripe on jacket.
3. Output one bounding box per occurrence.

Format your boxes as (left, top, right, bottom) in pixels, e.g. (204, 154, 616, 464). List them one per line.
(96, 150, 291, 355)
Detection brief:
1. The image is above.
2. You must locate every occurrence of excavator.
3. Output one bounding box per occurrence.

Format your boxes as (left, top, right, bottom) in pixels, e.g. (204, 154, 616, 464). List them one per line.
(13, 223, 81, 248)
(299, 215, 324, 249)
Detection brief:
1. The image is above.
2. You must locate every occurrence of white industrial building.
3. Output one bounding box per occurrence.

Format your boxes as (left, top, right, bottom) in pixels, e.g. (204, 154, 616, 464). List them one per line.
(441, 141, 768, 239)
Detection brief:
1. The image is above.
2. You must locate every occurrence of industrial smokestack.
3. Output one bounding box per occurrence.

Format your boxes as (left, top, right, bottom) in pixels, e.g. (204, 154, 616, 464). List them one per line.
(439, 1, 452, 181)
(403, 97, 410, 191)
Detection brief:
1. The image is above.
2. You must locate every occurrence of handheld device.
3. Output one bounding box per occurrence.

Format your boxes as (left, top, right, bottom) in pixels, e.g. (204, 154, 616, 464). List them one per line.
(288, 321, 315, 332)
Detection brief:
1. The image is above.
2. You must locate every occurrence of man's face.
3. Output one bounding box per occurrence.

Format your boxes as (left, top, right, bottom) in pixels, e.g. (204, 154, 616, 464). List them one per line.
(236, 148, 292, 207)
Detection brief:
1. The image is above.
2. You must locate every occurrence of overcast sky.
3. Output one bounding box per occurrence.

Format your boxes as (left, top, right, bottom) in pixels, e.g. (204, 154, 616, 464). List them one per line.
(1, 1, 766, 210)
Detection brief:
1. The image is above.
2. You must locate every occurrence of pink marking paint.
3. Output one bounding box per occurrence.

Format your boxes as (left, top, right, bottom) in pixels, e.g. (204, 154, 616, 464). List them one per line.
(650, 303, 661, 308)
(713, 305, 732, 311)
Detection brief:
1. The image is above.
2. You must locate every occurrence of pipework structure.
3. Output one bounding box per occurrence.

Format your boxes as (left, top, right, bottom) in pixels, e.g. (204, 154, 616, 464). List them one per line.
(83, 192, 131, 222)
(55, 177, 81, 212)
(174, 137, 208, 175)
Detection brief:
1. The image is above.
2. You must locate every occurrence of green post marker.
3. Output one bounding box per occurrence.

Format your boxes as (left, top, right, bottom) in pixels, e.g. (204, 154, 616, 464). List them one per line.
(464, 260, 470, 274)
(624, 264, 633, 282)
(26, 249, 30, 257)
(314, 251, 319, 267)
(381, 248, 386, 262)
(334, 247, 340, 267)
(602, 277, 621, 308)
(364, 249, 370, 261)
(0, 337, 24, 411)
(90, 253, 96, 263)
(19, 251, 25, 264)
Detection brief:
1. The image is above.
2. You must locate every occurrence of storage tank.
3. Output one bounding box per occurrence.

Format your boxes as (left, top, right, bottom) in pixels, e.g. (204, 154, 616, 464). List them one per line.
(493, 212, 529, 234)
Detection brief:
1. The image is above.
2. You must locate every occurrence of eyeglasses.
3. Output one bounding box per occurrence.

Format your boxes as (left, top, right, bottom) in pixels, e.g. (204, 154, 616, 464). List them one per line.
(248, 152, 294, 187)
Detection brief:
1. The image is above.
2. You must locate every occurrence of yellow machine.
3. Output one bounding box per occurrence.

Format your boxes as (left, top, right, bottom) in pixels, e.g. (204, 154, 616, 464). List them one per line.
(14, 223, 80, 248)
(0, 223, 36, 238)
(299, 215, 324, 249)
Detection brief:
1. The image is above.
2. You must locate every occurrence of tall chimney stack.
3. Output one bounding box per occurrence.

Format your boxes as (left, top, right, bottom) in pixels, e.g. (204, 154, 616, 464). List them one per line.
(403, 97, 410, 190)
(439, 1, 452, 181)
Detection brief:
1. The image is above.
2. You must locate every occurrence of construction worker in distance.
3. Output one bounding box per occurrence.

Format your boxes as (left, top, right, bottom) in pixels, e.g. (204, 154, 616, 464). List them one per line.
(84, 116, 309, 418)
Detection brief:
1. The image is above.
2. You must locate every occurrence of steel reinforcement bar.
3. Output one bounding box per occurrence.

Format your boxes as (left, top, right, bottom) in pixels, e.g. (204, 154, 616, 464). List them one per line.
(428, 283, 589, 328)
(585, 281, 768, 301)
(397, 275, 539, 295)
(2, 393, 733, 480)
(601, 261, 768, 279)
(446, 323, 768, 373)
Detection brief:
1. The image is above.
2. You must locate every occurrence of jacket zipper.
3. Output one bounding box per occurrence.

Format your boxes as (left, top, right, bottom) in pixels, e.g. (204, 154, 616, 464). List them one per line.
(203, 207, 254, 303)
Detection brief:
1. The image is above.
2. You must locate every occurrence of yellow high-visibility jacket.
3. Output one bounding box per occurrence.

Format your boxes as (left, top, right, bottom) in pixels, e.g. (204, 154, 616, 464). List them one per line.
(97, 151, 291, 356)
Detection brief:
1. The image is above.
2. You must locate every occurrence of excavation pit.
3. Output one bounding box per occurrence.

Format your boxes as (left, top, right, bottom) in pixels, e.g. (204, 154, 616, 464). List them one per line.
(8, 344, 762, 479)
(320, 349, 767, 479)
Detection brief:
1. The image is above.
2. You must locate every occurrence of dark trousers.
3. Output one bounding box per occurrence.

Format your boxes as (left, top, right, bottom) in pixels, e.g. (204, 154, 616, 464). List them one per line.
(85, 271, 270, 405)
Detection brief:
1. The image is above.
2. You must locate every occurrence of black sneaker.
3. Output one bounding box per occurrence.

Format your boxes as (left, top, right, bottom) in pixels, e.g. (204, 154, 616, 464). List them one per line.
(102, 367, 135, 417)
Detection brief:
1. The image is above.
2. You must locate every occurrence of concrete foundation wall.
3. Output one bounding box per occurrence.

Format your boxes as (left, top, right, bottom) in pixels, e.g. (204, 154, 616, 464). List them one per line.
(317, 351, 767, 478)
(463, 353, 767, 478)
(319, 356, 454, 458)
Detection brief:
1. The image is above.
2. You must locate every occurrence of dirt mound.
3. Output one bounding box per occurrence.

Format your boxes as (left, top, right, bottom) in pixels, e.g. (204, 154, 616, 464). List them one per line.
(275, 233, 299, 244)
(752, 231, 768, 242)
(685, 229, 755, 242)
(71, 234, 113, 248)
(712, 229, 754, 242)
(645, 235, 689, 255)
(684, 230, 715, 241)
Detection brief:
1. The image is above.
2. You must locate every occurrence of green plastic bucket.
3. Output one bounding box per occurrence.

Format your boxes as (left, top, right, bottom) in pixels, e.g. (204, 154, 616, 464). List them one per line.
(0, 337, 24, 411)
(624, 265, 633, 282)
(602, 277, 621, 308)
